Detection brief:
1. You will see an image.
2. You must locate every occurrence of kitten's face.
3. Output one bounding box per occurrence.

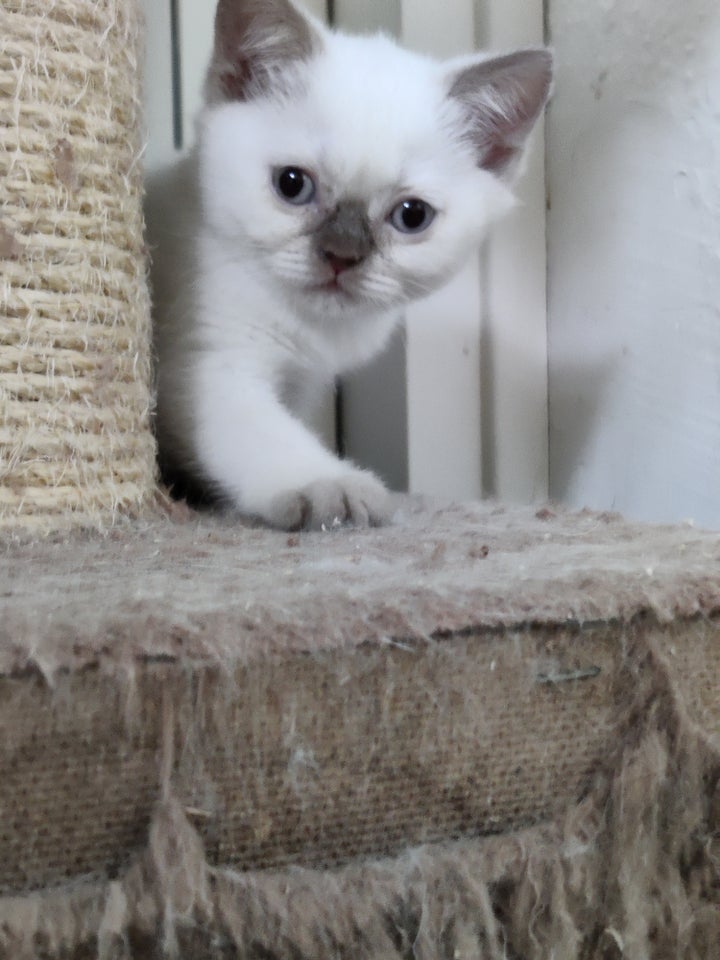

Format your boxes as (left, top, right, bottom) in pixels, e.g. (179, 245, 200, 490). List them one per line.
(199, 0, 552, 321)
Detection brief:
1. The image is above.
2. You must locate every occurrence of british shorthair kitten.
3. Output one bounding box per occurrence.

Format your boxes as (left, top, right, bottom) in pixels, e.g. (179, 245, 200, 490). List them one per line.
(150, 0, 552, 530)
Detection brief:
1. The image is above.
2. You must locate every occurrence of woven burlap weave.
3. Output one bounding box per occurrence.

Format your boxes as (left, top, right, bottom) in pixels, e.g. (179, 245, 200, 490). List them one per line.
(0, 0, 156, 533)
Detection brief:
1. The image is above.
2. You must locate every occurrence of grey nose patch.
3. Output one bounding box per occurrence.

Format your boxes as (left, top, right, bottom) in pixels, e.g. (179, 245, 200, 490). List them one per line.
(315, 200, 374, 264)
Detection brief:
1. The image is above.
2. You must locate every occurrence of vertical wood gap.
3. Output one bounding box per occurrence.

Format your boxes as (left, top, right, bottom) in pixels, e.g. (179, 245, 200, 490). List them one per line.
(170, 0, 183, 150)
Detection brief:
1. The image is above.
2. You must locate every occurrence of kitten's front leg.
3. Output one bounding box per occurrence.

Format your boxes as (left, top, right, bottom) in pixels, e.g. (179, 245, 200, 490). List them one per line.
(193, 371, 390, 531)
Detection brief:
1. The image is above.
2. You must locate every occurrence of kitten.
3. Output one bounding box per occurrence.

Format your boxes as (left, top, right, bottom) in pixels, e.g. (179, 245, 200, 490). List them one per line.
(149, 0, 552, 530)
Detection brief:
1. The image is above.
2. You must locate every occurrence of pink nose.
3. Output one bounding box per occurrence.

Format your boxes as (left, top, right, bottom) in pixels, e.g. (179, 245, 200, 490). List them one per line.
(322, 251, 362, 275)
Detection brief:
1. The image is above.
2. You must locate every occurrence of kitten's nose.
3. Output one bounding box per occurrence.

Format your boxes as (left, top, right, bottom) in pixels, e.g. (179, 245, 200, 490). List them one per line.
(321, 250, 362, 275)
(315, 200, 374, 275)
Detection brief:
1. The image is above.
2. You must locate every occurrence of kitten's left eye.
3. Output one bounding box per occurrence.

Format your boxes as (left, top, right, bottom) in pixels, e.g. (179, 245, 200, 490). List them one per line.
(273, 166, 316, 205)
(389, 198, 435, 234)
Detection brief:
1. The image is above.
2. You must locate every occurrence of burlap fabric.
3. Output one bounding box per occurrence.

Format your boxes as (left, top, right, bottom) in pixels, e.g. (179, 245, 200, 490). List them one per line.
(2, 498, 720, 957)
(0, 0, 156, 534)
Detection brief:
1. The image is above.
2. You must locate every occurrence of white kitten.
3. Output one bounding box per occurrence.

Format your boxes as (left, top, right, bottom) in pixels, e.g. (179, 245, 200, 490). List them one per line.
(149, 0, 552, 530)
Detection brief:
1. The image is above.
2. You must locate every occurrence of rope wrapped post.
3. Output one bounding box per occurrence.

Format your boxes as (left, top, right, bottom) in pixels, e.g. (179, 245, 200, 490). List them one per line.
(0, 0, 157, 534)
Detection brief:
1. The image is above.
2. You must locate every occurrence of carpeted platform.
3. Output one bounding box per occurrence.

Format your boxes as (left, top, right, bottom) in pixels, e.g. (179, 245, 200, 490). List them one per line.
(2, 497, 720, 958)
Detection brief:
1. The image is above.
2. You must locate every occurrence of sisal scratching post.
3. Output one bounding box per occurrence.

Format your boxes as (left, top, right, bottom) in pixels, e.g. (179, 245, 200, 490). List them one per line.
(0, 0, 156, 534)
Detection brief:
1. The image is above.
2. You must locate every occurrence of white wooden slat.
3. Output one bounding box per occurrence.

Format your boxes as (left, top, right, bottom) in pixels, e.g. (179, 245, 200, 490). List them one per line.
(475, 0, 549, 503)
(177, 0, 216, 148)
(332, 0, 399, 34)
(300, 0, 328, 22)
(400, 0, 484, 498)
(405, 262, 483, 499)
(140, 0, 176, 173)
(400, 0, 474, 57)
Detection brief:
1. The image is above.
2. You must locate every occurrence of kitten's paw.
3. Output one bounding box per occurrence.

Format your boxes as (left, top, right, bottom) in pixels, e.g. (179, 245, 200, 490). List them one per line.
(266, 472, 391, 531)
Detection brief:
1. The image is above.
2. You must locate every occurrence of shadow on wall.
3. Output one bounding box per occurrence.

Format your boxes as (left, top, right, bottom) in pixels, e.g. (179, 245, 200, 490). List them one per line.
(545, 356, 616, 502)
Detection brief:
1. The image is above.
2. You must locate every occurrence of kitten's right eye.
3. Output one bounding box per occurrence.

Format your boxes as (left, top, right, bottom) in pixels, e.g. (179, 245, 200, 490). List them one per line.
(272, 167, 316, 205)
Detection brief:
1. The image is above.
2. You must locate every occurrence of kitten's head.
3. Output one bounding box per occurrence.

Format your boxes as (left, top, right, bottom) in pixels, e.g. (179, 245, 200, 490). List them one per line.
(200, 0, 552, 320)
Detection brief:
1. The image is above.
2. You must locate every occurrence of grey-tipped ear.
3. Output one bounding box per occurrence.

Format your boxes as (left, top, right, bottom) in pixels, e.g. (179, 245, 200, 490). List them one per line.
(208, 0, 321, 103)
(448, 49, 553, 177)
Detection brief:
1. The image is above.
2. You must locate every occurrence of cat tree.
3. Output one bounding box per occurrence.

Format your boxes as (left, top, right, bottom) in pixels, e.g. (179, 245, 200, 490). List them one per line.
(2, 2, 720, 958)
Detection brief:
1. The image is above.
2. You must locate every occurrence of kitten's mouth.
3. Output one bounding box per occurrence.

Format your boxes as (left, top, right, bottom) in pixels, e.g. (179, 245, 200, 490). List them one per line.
(310, 275, 355, 298)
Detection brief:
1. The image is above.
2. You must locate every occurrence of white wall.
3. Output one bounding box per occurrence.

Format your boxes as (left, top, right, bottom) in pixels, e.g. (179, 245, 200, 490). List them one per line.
(547, 0, 720, 527)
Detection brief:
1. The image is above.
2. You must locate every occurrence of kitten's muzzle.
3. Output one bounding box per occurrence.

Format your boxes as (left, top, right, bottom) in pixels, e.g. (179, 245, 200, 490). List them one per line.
(321, 251, 362, 276)
(315, 201, 374, 274)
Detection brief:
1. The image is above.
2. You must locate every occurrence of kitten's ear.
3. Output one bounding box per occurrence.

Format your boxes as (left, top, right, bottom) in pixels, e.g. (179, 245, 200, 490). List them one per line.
(208, 0, 322, 103)
(447, 49, 553, 178)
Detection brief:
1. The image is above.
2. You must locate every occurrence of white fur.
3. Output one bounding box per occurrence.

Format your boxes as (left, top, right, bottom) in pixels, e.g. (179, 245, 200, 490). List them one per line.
(150, 7, 543, 530)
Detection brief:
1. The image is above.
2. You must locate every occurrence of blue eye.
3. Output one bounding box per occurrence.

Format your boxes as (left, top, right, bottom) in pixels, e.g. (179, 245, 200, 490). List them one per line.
(390, 198, 435, 234)
(273, 166, 316, 205)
